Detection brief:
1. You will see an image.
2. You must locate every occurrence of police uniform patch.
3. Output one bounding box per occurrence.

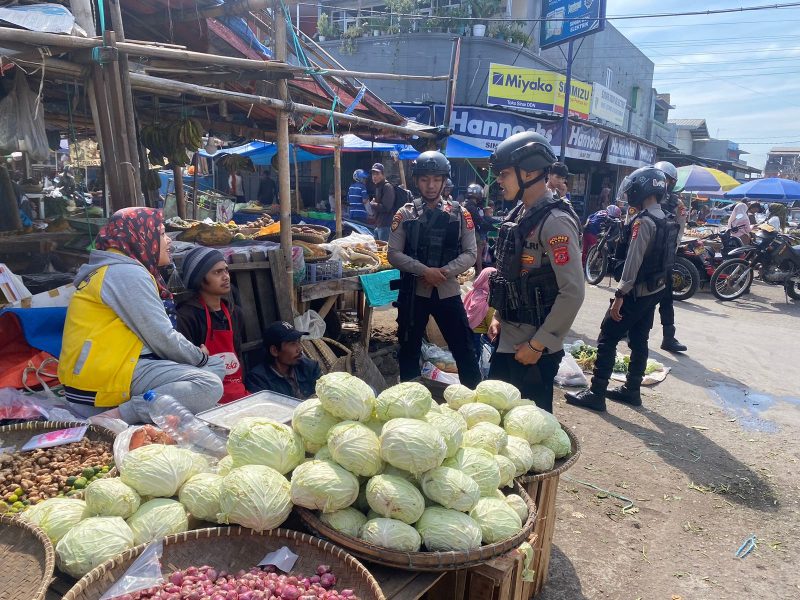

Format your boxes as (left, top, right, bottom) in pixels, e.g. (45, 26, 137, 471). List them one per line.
(552, 245, 570, 265)
(463, 208, 475, 230)
(521, 254, 535, 265)
(628, 206, 637, 216)
(548, 235, 569, 247)
(631, 221, 640, 240)
(391, 212, 402, 232)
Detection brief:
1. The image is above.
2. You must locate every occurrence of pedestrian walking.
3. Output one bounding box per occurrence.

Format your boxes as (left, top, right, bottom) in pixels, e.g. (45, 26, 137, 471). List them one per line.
(388, 151, 481, 388)
(370, 163, 395, 241)
(485, 132, 585, 413)
(566, 167, 679, 411)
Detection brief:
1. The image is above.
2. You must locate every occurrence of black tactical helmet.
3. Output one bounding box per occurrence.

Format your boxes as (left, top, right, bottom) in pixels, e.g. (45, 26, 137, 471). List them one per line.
(412, 151, 450, 177)
(489, 131, 557, 173)
(466, 183, 484, 199)
(444, 178, 454, 191)
(621, 167, 667, 207)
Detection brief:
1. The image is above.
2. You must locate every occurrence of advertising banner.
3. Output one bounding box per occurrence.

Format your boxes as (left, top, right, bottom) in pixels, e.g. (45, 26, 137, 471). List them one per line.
(540, 0, 606, 50)
(590, 82, 626, 127)
(565, 123, 608, 162)
(487, 64, 592, 119)
(606, 133, 640, 167)
(637, 142, 657, 166)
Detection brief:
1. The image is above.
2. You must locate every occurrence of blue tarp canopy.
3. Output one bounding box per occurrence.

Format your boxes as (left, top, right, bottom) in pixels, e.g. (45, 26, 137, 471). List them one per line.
(198, 141, 328, 165)
(724, 177, 800, 203)
(396, 137, 491, 161)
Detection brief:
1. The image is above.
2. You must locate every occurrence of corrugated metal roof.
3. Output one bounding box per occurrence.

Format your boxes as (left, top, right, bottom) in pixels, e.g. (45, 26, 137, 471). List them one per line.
(769, 147, 800, 153)
(668, 119, 707, 128)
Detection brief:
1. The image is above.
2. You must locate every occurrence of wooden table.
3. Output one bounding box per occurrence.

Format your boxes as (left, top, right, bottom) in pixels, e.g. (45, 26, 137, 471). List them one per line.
(297, 275, 374, 348)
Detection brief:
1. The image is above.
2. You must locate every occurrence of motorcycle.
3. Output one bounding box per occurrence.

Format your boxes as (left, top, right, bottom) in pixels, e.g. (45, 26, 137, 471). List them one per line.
(710, 226, 800, 301)
(584, 219, 623, 284)
(673, 226, 744, 299)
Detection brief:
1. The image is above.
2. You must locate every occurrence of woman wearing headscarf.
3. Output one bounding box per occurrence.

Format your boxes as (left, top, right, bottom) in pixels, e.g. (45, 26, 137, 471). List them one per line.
(58, 207, 225, 423)
(463, 267, 496, 356)
(728, 201, 752, 244)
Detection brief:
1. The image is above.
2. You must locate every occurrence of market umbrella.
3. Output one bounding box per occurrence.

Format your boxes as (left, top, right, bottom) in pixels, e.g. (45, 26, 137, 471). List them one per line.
(674, 165, 740, 193)
(723, 177, 800, 203)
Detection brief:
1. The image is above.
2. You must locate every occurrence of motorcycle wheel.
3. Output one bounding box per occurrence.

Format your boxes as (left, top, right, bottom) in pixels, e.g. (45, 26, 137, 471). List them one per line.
(710, 259, 754, 301)
(671, 257, 700, 301)
(585, 244, 607, 285)
(786, 278, 800, 300)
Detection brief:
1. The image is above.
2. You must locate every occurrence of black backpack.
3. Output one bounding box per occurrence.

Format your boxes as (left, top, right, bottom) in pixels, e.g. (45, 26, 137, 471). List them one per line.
(392, 184, 412, 213)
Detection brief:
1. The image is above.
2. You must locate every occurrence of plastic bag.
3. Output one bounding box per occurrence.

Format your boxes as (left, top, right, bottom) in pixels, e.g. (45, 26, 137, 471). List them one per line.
(555, 353, 588, 388)
(421, 361, 460, 385)
(294, 310, 325, 339)
(0, 387, 49, 422)
(0, 71, 50, 160)
(478, 339, 493, 380)
(292, 245, 306, 285)
(421, 341, 457, 373)
(99, 541, 164, 600)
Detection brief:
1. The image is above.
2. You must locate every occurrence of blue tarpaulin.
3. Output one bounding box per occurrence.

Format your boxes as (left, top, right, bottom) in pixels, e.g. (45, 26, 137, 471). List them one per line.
(396, 137, 490, 161)
(198, 141, 328, 165)
(0, 308, 67, 357)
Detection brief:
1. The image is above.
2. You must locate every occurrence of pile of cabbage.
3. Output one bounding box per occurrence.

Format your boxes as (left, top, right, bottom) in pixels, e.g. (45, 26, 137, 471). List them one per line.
(286, 374, 566, 553)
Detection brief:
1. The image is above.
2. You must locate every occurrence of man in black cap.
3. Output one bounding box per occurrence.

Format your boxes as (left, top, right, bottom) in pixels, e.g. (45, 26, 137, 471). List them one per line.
(245, 321, 321, 399)
(547, 162, 570, 200)
(370, 162, 395, 241)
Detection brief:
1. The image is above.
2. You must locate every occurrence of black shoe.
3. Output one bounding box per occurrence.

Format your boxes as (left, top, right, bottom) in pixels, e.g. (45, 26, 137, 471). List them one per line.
(565, 389, 606, 412)
(661, 337, 687, 352)
(605, 385, 642, 407)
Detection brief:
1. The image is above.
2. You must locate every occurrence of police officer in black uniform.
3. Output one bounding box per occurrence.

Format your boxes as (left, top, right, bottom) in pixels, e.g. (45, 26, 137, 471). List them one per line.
(653, 161, 688, 352)
(388, 151, 481, 388)
(486, 132, 585, 413)
(566, 167, 679, 411)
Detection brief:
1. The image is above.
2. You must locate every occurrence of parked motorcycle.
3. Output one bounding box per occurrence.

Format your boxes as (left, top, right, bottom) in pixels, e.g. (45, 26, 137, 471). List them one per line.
(673, 226, 744, 298)
(584, 219, 623, 284)
(710, 226, 800, 301)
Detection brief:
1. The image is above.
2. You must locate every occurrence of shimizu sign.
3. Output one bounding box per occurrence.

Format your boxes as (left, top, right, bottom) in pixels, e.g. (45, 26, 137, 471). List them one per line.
(487, 64, 592, 119)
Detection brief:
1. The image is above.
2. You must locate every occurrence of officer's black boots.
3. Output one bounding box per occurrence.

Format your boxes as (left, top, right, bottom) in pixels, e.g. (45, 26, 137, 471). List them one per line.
(605, 384, 642, 406)
(661, 326, 687, 352)
(565, 389, 606, 411)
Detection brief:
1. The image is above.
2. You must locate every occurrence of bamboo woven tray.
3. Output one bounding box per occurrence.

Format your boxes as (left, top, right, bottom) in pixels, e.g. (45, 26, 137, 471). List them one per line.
(297, 481, 537, 572)
(63, 527, 386, 600)
(517, 424, 581, 484)
(0, 514, 55, 600)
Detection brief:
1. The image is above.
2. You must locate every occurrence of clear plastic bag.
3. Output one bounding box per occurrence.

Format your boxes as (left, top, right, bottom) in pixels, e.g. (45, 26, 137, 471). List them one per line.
(0, 71, 50, 160)
(99, 541, 164, 600)
(294, 310, 326, 339)
(555, 353, 589, 388)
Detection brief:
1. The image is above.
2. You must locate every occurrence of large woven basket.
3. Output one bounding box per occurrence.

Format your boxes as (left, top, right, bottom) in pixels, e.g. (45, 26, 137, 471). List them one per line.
(517, 424, 581, 484)
(302, 337, 353, 374)
(63, 527, 386, 600)
(298, 481, 537, 572)
(0, 514, 55, 600)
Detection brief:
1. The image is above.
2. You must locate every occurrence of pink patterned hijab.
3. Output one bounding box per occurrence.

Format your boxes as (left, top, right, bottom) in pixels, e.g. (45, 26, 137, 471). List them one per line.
(463, 268, 496, 329)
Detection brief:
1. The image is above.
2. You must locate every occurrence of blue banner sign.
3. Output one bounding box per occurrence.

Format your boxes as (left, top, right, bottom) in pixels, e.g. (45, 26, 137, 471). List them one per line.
(540, 0, 606, 50)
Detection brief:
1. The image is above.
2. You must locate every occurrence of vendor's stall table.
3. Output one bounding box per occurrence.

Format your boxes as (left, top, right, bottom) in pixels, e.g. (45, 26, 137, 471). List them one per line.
(297, 275, 374, 347)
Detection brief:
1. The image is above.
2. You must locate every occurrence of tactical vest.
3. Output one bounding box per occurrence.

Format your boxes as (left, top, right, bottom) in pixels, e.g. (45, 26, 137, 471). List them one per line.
(614, 210, 679, 291)
(402, 200, 462, 268)
(489, 198, 577, 326)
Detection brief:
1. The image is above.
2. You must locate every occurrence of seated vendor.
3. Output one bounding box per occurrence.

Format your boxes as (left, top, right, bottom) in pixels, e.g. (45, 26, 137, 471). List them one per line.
(58, 207, 225, 423)
(177, 247, 248, 404)
(245, 322, 321, 399)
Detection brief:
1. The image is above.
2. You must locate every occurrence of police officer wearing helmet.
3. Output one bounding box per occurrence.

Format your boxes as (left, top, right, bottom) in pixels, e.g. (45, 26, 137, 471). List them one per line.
(465, 183, 491, 272)
(653, 160, 688, 353)
(566, 167, 679, 411)
(388, 150, 481, 388)
(443, 178, 455, 203)
(486, 132, 584, 413)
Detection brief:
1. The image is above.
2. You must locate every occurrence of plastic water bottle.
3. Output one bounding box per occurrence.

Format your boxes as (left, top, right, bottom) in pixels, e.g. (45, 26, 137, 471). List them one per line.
(144, 391, 227, 457)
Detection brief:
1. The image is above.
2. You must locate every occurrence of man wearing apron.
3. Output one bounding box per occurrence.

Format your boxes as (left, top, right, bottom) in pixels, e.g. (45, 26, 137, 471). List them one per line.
(178, 247, 248, 403)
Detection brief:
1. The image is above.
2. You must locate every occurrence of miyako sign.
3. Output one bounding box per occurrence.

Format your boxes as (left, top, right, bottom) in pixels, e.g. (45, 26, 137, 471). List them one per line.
(487, 64, 592, 119)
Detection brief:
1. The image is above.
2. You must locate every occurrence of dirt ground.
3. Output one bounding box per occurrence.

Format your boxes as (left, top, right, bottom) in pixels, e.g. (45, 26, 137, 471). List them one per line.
(371, 281, 800, 599)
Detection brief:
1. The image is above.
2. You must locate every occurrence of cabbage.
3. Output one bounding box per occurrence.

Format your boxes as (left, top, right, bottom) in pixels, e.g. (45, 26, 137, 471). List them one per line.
(217, 455, 234, 476)
(468, 497, 522, 544)
(505, 494, 529, 523)
(363, 419, 385, 437)
(423, 410, 467, 458)
(314, 446, 334, 462)
(500, 436, 535, 477)
(540, 427, 571, 459)
(426, 402, 442, 413)
(127, 498, 188, 545)
(227, 417, 305, 475)
(365, 474, 425, 524)
(320, 507, 368, 537)
(419, 467, 480, 512)
(382, 464, 417, 483)
(366, 509, 381, 521)
(374, 382, 432, 421)
(380, 418, 447, 475)
(187, 451, 214, 478)
(22, 498, 86, 542)
(503, 405, 558, 444)
(55, 516, 134, 578)
(645, 358, 663, 375)
(441, 405, 468, 429)
(292, 398, 340, 448)
(462, 422, 508, 454)
(327, 421, 384, 477)
(415, 507, 482, 551)
(316, 372, 375, 421)
(442, 448, 500, 496)
(290, 460, 359, 513)
(475, 380, 521, 412)
(84, 478, 140, 518)
(529, 445, 556, 474)
(494, 455, 516, 488)
(443, 384, 476, 409)
(218, 465, 292, 530)
(304, 439, 324, 454)
(458, 403, 501, 428)
(121, 444, 196, 497)
(359, 518, 422, 552)
(179, 473, 223, 522)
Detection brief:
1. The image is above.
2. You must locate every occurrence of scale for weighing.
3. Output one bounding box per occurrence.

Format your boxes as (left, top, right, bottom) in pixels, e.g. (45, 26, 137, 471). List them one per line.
(195, 390, 301, 430)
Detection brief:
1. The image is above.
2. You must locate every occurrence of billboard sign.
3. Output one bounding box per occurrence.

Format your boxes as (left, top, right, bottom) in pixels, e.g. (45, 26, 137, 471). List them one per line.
(487, 64, 592, 119)
(590, 82, 627, 127)
(606, 133, 640, 167)
(565, 123, 608, 162)
(540, 0, 606, 50)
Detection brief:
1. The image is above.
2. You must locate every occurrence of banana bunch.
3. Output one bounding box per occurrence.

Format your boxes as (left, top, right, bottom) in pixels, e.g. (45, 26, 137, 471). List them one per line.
(140, 118, 203, 167)
(218, 153, 255, 173)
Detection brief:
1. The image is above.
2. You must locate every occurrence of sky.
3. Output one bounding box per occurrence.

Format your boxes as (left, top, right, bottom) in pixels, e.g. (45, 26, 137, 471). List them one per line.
(608, 0, 800, 170)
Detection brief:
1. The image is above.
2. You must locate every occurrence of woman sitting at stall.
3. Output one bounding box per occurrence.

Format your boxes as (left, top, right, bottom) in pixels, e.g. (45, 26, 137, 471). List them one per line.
(58, 207, 225, 423)
(177, 247, 248, 404)
(728, 201, 753, 244)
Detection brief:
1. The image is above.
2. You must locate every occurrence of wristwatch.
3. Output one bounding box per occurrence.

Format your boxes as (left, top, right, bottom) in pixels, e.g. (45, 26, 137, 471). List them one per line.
(614, 289, 625, 299)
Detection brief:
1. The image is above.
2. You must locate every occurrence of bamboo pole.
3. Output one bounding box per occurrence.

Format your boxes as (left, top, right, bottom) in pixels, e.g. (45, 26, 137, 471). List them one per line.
(173, 165, 186, 219)
(293, 147, 302, 213)
(289, 134, 343, 146)
(334, 145, 342, 238)
(396, 156, 407, 189)
(274, 1, 293, 299)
